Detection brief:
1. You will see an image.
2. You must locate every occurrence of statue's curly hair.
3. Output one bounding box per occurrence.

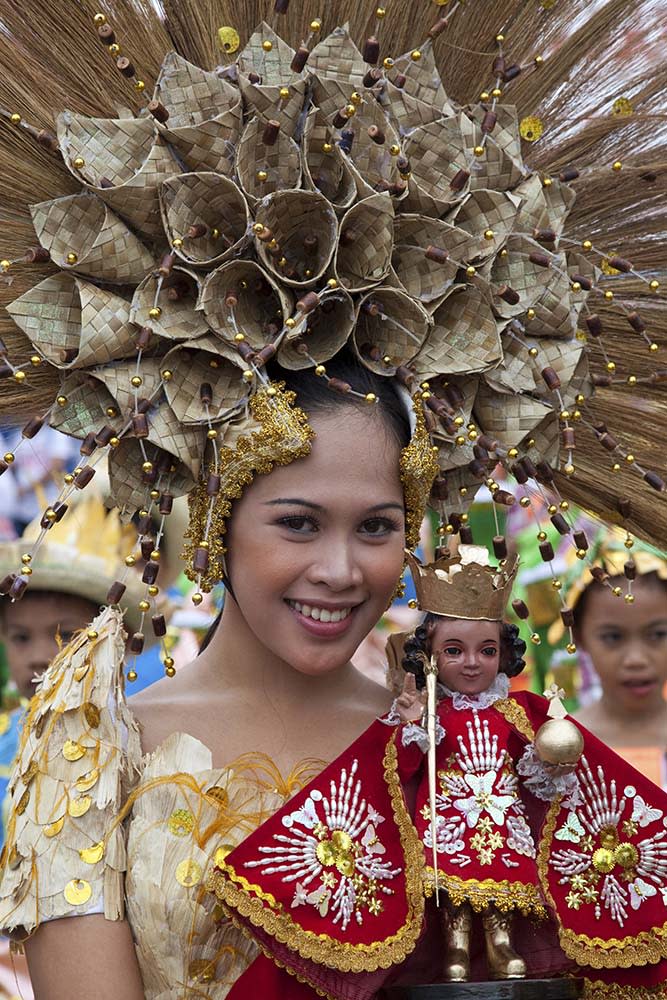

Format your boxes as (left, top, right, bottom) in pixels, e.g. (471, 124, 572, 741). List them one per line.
(401, 613, 526, 691)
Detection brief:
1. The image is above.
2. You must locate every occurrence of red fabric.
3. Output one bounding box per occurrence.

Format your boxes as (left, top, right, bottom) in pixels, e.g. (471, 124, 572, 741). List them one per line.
(227, 955, 320, 1000)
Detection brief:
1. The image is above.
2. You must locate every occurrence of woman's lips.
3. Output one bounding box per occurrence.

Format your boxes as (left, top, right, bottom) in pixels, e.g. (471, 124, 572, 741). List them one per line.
(620, 678, 659, 697)
(285, 600, 358, 638)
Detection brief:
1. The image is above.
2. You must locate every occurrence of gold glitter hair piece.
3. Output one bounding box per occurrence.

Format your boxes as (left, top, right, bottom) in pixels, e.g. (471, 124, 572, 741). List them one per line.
(400, 396, 439, 552)
(183, 383, 314, 592)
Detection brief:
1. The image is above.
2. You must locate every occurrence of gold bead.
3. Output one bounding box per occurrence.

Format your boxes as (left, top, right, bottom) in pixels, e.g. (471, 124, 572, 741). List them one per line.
(87, 630, 99, 641)
(612, 462, 621, 472)
(455, 435, 466, 446)
(109, 43, 121, 56)
(576, 548, 587, 559)
(148, 306, 162, 319)
(548, 504, 558, 515)
(0, 259, 10, 273)
(141, 461, 153, 474)
(552, 579, 562, 590)
(559, 500, 569, 511)
(460, 513, 469, 524)
(582, 240, 593, 251)
(327, 278, 338, 288)
(575, 393, 585, 404)
(127, 669, 138, 682)
(207, 428, 218, 440)
(650, 279, 660, 291)
(407, 599, 418, 609)
(267, 386, 277, 397)
(453, 416, 464, 427)
(315, 365, 326, 376)
(310, 18, 322, 31)
(527, 308, 536, 320)
(566, 642, 576, 654)
(627, 374, 637, 386)
(66, 252, 78, 264)
(534, 54, 544, 66)
(150, 489, 160, 500)
(495, 33, 505, 42)
(192, 592, 203, 606)
(242, 370, 254, 382)
(606, 361, 616, 372)
(572, 409, 582, 420)
(262, 39, 273, 52)
(624, 536, 634, 548)
(4, 452, 16, 466)
(480, 91, 490, 102)
(484, 228, 495, 240)
(30, 355, 41, 366)
(459, 487, 468, 497)
(125, 555, 136, 567)
(13, 370, 25, 383)
(44, 508, 57, 522)
(491, 87, 502, 98)
(278, 256, 287, 267)
(411, 49, 422, 61)
(93, 12, 107, 25)
(543, 177, 553, 187)
(508, 447, 519, 459)
(252, 222, 264, 234)
(650, 342, 659, 351)
(437, 524, 447, 536)
(612, 160, 622, 171)
(20, 553, 31, 564)
(73, 156, 85, 169)
(466, 265, 476, 277)
(256, 170, 268, 182)
(571, 281, 581, 292)
(389, 144, 401, 156)
(161, 369, 173, 382)
(625, 453, 635, 463)
(365, 392, 377, 404)
(135, 80, 145, 92)
(528, 347, 538, 358)
(383, 57, 394, 70)
(131, 375, 143, 387)
(322, 141, 333, 153)
(383, 355, 392, 365)
(172, 237, 183, 249)
(530, 633, 541, 645)
(563, 463, 575, 476)
(350, 91, 362, 105)
(612, 586, 623, 597)
(604, 290, 614, 301)
(9, 113, 21, 125)
(467, 429, 478, 440)
(560, 410, 570, 420)
(537, 530, 547, 541)
(63, 473, 74, 484)
(624, 593, 635, 604)
(499, 248, 508, 257)
(109, 436, 120, 448)
(345, 103, 356, 117)
(473, 145, 485, 157)
(138, 600, 150, 612)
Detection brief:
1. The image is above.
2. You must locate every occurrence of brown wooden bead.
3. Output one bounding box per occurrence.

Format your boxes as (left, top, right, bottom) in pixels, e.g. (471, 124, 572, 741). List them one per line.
(468, 459, 487, 478)
(559, 167, 580, 182)
(502, 63, 521, 82)
(540, 366, 561, 391)
(0, 459, 8, 476)
(332, 110, 349, 130)
(397, 156, 411, 177)
(142, 560, 160, 585)
(248, 72, 262, 84)
(140, 537, 155, 561)
(206, 473, 219, 498)
(608, 256, 633, 274)
(449, 513, 462, 533)
(362, 300, 380, 317)
(550, 513, 570, 535)
(0, 573, 16, 595)
(142, 466, 158, 485)
(520, 456, 537, 478)
(363, 36, 380, 64)
(493, 489, 515, 507)
(534, 228, 557, 244)
(626, 311, 645, 333)
(510, 462, 528, 485)
(529, 251, 552, 268)
(586, 315, 603, 339)
(159, 493, 173, 515)
(560, 608, 574, 627)
(598, 431, 618, 451)
(79, 432, 97, 456)
(512, 599, 530, 620)
(539, 540, 555, 562)
(193, 546, 210, 573)
(394, 73, 407, 89)
(492, 56, 506, 75)
(328, 377, 352, 394)
(425, 246, 449, 264)
(573, 530, 589, 551)
(493, 535, 507, 559)
(644, 470, 665, 491)
(53, 502, 68, 523)
(428, 17, 449, 39)
(9, 576, 28, 601)
(649, 370, 667, 384)
(297, 292, 320, 314)
(430, 477, 449, 501)
(236, 341, 255, 362)
(477, 434, 499, 453)
(132, 413, 149, 438)
(262, 119, 281, 146)
(290, 46, 310, 73)
(481, 112, 497, 134)
(98, 24, 115, 44)
(570, 273, 592, 291)
(0, 362, 13, 379)
(561, 427, 576, 449)
(592, 373, 613, 387)
(151, 614, 167, 638)
(363, 68, 382, 87)
(198, 382, 213, 406)
(23, 246, 50, 263)
(473, 444, 489, 461)
(136, 514, 152, 535)
(147, 100, 169, 124)
(130, 632, 145, 655)
(274, 0, 290, 11)
(255, 343, 278, 366)
(158, 253, 175, 277)
(22, 416, 43, 439)
(624, 560, 636, 581)
(498, 284, 520, 305)
(116, 56, 136, 78)
(106, 581, 127, 605)
(36, 130, 58, 152)
(95, 425, 116, 447)
(444, 383, 464, 409)
(186, 223, 208, 239)
(618, 497, 632, 519)
(450, 168, 470, 192)
(590, 566, 608, 583)
(367, 125, 385, 146)
(303, 235, 319, 254)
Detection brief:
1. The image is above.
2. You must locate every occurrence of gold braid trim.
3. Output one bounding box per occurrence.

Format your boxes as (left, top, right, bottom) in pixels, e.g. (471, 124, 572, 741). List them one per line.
(400, 395, 438, 552)
(184, 383, 314, 591)
(538, 800, 667, 968)
(424, 867, 547, 918)
(583, 980, 667, 1000)
(207, 732, 425, 974)
(494, 698, 536, 742)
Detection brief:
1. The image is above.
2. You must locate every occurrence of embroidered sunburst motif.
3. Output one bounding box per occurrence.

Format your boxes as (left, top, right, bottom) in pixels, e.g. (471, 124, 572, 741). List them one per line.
(243, 758, 401, 930)
(551, 756, 667, 926)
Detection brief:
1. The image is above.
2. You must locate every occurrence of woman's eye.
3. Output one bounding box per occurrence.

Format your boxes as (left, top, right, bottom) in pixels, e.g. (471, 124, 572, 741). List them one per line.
(277, 515, 318, 534)
(599, 631, 622, 644)
(360, 517, 400, 537)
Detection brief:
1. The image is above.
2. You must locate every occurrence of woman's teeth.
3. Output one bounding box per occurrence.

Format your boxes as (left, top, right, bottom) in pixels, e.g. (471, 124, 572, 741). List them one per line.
(288, 600, 352, 623)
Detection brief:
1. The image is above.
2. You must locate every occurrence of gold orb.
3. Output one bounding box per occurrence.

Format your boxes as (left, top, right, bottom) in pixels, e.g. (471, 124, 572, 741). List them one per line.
(473, 145, 485, 157)
(310, 19, 322, 31)
(148, 306, 162, 319)
(87, 629, 99, 641)
(127, 669, 138, 683)
(135, 80, 145, 92)
(172, 237, 183, 249)
(10, 113, 21, 125)
(650, 280, 660, 291)
(484, 228, 495, 240)
(491, 87, 502, 98)
(125, 555, 136, 567)
(207, 428, 218, 440)
(571, 281, 581, 292)
(466, 265, 476, 277)
(604, 290, 614, 301)
(612, 586, 623, 597)
(322, 142, 333, 153)
(411, 49, 422, 61)
(315, 365, 326, 376)
(508, 447, 519, 459)
(650, 342, 659, 351)
(165, 664, 176, 678)
(93, 12, 107, 25)
(535, 718, 584, 765)
(543, 177, 553, 187)
(138, 600, 150, 613)
(530, 633, 541, 645)
(73, 156, 85, 169)
(576, 548, 587, 559)
(327, 278, 338, 288)
(262, 39, 273, 52)
(612, 160, 622, 171)
(365, 392, 377, 404)
(13, 370, 26, 383)
(256, 170, 268, 182)
(383, 57, 394, 70)
(528, 347, 538, 358)
(161, 369, 173, 381)
(131, 375, 143, 387)
(624, 593, 635, 604)
(66, 252, 78, 265)
(109, 43, 121, 56)
(192, 592, 203, 606)
(480, 91, 490, 102)
(566, 642, 577, 654)
(242, 370, 254, 382)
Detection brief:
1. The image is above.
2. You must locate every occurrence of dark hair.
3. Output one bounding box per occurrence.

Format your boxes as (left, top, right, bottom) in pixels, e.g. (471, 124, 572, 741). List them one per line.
(572, 569, 667, 638)
(401, 612, 526, 690)
(267, 347, 412, 450)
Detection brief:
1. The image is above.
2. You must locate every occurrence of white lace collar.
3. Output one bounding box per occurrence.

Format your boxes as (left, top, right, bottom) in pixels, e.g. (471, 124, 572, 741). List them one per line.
(438, 672, 510, 710)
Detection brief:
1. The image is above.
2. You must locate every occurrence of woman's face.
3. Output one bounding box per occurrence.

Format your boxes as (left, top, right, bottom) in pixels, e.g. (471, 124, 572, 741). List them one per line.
(224, 408, 406, 676)
(576, 575, 667, 714)
(1, 591, 99, 699)
(429, 617, 500, 696)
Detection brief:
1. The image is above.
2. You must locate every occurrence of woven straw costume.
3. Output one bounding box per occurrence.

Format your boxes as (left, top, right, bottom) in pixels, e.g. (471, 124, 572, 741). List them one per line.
(0, 0, 666, 997)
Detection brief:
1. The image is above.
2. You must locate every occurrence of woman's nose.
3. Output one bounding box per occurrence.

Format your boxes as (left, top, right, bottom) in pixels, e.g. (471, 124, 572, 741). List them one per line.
(306, 540, 364, 591)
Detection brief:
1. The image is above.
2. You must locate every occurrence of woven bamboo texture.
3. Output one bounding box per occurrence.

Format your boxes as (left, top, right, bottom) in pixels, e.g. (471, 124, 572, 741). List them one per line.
(130, 268, 208, 342)
(200, 259, 292, 351)
(335, 193, 394, 292)
(162, 344, 247, 423)
(255, 189, 337, 287)
(278, 288, 355, 370)
(236, 116, 301, 205)
(301, 111, 356, 212)
(354, 286, 430, 375)
(414, 283, 502, 377)
(160, 171, 250, 268)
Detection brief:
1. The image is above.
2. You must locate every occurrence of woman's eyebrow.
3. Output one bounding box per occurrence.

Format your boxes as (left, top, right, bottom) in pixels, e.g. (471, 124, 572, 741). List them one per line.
(264, 498, 405, 513)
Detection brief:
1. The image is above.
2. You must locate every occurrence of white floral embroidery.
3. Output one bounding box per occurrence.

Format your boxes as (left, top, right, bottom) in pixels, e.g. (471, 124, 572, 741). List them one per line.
(505, 813, 536, 857)
(244, 759, 400, 930)
(629, 877, 657, 909)
(454, 770, 515, 827)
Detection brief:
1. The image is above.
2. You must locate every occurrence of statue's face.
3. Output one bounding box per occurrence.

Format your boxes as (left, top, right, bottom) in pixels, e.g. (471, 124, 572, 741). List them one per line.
(224, 409, 406, 677)
(429, 617, 500, 696)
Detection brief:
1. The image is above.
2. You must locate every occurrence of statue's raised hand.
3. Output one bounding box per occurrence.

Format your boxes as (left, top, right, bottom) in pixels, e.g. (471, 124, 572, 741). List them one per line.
(396, 672, 427, 723)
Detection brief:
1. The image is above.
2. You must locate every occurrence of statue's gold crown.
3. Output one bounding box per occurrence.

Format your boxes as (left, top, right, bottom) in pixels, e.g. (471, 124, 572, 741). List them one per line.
(406, 546, 518, 621)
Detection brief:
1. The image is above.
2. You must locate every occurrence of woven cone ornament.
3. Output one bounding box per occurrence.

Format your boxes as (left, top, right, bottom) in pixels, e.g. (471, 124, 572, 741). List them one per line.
(254, 189, 337, 286)
(130, 266, 208, 343)
(301, 111, 357, 212)
(236, 116, 301, 205)
(452, 189, 522, 260)
(159, 172, 250, 268)
(413, 283, 502, 377)
(402, 117, 470, 216)
(30, 192, 153, 284)
(278, 286, 356, 370)
(7, 273, 135, 370)
(200, 259, 292, 352)
(154, 52, 243, 175)
(354, 287, 430, 374)
(335, 193, 394, 292)
(48, 372, 118, 440)
(56, 114, 176, 241)
(161, 344, 247, 424)
(392, 216, 475, 305)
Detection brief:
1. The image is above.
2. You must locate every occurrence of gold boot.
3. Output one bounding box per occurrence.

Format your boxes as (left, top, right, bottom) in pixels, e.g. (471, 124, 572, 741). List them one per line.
(440, 901, 472, 982)
(482, 906, 527, 980)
